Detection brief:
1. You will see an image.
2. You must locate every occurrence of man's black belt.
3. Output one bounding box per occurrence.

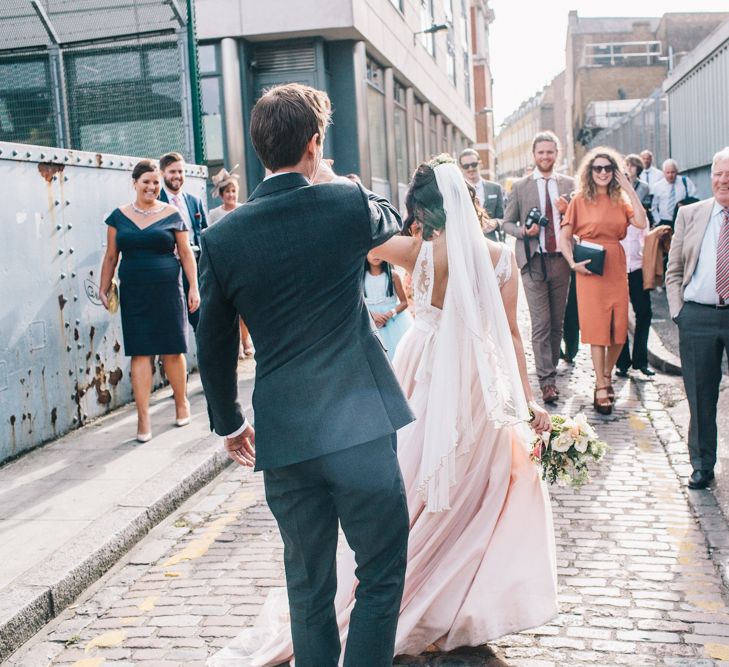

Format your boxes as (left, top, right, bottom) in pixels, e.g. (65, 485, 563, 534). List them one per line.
(687, 301, 729, 310)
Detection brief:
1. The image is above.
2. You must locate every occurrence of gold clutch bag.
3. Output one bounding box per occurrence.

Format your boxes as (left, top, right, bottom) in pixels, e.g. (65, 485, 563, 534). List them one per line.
(107, 279, 119, 314)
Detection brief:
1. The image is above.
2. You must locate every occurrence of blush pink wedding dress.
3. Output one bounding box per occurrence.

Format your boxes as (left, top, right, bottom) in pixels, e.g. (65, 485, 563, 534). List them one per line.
(209, 168, 558, 667)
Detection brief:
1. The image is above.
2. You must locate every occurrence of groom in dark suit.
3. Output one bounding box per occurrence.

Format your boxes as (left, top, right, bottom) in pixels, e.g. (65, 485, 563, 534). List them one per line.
(196, 83, 414, 666)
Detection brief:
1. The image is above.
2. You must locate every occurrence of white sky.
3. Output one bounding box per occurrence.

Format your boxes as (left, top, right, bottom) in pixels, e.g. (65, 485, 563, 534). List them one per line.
(490, 1, 729, 128)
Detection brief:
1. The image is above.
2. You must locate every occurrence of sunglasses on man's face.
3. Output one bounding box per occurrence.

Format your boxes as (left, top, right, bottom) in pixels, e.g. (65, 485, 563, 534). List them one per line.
(460, 161, 479, 170)
(591, 164, 614, 174)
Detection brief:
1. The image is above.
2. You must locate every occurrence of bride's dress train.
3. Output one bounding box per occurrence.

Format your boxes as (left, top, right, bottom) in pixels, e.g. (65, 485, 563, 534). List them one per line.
(209, 166, 557, 666)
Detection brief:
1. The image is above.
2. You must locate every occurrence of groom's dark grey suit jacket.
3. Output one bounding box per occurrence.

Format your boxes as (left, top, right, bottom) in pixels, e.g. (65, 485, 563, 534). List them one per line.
(196, 173, 415, 471)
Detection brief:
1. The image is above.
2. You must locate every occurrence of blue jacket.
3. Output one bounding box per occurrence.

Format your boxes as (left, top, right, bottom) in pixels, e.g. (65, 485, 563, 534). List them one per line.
(159, 189, 208, 249)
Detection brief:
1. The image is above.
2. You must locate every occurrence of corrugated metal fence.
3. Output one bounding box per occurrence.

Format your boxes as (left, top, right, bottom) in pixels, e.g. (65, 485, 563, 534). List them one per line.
(0, 141, 206, 463)
(665, 33, 729, 196)
(587, 89, 668, 165)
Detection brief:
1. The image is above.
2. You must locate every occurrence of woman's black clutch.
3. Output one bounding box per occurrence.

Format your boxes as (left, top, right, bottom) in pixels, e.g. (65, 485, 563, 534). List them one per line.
(573, 241, 605, 276)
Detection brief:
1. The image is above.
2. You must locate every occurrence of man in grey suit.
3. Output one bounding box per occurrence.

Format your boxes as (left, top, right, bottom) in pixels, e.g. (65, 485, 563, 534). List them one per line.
(666, 147, 729, 490)
(458, 147, 504, 241)
(503, 131, 574, 404)
(196, 83, 414, 666)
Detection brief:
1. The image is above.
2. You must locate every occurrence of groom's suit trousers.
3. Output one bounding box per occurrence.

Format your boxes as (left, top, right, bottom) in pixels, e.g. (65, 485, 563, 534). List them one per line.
(263, 434, 409, 667)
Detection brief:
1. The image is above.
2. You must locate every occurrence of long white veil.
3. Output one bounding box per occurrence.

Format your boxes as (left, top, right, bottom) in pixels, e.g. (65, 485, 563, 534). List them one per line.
(418, 163, 531, 513)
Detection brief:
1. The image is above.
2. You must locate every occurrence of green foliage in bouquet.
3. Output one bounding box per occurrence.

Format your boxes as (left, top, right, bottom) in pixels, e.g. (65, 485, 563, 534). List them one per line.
(530, 413, 608, 488)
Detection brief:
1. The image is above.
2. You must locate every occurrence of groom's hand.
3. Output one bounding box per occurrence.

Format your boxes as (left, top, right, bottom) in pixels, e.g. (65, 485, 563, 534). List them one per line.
(224, 423, 256, 467)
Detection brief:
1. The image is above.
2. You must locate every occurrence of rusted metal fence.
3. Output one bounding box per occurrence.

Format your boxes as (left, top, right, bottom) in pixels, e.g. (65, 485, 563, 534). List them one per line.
(0, 141, 207, 463)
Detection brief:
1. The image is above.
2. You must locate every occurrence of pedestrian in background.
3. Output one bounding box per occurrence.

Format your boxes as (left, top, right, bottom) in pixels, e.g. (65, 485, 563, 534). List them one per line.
(503, 131, 574, 404)
(666, 147, 729, 490)
(639, 149, 663, 187)
(650, 158, 697, 230)
(208, 167, 253, 357)
(159, 151, 208, 330)
(208, 166, 243, 224)
(616, 153, 658, 378)
(99, 159, 199, 442)
(459, 147, 504, 241)
(560, 147, 647, 415)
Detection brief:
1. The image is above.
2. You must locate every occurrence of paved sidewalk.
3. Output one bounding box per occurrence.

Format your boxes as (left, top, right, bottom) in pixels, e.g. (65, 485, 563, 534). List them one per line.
(0, 362, 254, 661)
(9, 337, 729, 665)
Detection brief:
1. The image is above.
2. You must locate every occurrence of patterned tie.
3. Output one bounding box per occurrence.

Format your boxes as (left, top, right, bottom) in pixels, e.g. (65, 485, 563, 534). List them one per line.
(717, 207, 729, 301)
(171, 194, 181, 210)
(668, 182, 676, 219)
(544, 179, 557, 253)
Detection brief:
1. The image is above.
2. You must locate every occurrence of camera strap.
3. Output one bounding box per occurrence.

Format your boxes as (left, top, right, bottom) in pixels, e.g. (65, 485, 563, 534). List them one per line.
(524, 236, 548, 280)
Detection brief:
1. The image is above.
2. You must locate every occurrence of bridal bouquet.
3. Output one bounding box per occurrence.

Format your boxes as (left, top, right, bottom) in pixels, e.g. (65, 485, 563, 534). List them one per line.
(530, 413, 608, 487)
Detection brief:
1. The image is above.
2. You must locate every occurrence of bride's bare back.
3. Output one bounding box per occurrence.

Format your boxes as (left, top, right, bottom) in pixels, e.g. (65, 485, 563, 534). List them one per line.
(372, 231, 504, 311)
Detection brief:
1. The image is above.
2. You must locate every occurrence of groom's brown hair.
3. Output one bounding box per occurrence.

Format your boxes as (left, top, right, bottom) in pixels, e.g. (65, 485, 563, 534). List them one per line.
(250, 83, 332, 172)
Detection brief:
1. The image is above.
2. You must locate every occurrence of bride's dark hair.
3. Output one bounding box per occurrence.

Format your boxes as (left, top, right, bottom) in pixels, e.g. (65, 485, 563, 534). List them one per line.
(403, 155, 453, 240)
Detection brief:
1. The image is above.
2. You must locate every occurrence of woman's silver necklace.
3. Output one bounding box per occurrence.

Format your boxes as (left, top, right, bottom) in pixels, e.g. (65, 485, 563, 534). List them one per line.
(131, 202, 164, 216)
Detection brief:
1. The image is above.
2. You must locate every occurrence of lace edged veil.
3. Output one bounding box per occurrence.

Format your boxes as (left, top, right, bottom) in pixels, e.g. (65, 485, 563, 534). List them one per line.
(418, 163, 531, 513)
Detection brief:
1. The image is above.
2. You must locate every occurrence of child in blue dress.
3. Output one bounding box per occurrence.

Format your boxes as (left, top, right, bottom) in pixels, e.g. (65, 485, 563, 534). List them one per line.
(364, 251, 413, 360)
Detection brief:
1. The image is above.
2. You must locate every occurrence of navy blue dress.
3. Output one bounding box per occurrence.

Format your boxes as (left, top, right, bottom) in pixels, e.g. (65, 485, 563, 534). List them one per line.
(105, 208, 188, 356)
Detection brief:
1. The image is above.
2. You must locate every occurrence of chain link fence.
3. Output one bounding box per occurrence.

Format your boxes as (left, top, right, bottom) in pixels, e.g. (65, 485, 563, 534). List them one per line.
(587, 88, 668, 163)
(0, 0, 203, 161)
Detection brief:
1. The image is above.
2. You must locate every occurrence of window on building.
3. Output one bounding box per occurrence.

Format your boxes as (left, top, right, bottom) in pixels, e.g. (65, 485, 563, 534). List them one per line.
(429, 111, 438, 156)
(67, 43, 184, 158)
(366, 57, 389, 192)
(198, 44, 226, 166)
(444, 0, 454, 23)
(460, 0, 469, 47)
(0, 58, 56, 147)
(463, 50, 471, 105)
(393, 81, 409, 185)
(414, 100, 425, 165)
(447, 31, 456, 86)
(388, 0, 404, 11)
(420, 0, 436, 58)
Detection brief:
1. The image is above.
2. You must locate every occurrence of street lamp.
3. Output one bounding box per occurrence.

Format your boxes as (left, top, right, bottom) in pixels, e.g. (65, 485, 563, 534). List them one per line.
(478, 107, 494, 115)
(413, 23, 450, 45)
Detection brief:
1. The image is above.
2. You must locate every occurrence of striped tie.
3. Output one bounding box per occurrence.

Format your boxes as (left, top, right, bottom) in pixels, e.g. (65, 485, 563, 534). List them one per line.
(667, 182, 676, 218)
(717, 207, 729, 301)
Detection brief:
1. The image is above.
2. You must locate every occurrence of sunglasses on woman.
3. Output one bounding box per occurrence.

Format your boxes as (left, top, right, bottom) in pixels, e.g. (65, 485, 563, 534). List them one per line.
(591, 164, 614, 174)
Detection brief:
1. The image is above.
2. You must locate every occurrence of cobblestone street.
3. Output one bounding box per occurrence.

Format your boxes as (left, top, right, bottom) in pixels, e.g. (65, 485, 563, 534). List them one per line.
(8, 311, 729, 666)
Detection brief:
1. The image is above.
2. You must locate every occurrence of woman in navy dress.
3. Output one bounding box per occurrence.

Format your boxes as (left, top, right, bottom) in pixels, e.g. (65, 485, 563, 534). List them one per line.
(99, 160, 200, 442)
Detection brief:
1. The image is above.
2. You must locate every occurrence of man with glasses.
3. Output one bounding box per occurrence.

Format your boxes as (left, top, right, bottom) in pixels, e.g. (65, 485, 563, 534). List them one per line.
(458, 148, 504, 241)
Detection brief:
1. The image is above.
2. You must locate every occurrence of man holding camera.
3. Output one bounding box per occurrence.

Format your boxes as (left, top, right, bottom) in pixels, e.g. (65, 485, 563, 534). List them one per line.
(503, 131, 574, 404)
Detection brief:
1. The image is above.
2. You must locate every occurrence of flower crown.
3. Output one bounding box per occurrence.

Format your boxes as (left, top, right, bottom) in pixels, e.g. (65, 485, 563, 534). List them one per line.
(427, 153, 456, 169)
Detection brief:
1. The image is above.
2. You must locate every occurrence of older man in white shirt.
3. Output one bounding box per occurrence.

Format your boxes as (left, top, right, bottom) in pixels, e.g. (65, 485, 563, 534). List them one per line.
(666, 147, 729, 489)
(651, 159, 697, 229)
(639, 150, 663, 187)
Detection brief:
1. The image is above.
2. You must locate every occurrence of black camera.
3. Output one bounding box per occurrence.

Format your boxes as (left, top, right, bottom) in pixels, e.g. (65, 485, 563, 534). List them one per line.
(524, 207, 549, 229)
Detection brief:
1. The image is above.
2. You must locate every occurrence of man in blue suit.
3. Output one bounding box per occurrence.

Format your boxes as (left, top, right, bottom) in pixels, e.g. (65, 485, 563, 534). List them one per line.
(159, 151, 208, 330)
(196, 83, 413, 666)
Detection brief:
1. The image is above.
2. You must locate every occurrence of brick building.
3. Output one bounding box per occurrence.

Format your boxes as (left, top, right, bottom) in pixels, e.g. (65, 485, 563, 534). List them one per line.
(469, 0, 497, 180)
(495, 71, 567, 181)
(565, 11, 729, 171)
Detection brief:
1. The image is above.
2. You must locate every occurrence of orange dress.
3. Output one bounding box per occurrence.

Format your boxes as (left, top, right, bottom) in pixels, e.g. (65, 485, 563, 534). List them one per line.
(561, 193, 633, 346)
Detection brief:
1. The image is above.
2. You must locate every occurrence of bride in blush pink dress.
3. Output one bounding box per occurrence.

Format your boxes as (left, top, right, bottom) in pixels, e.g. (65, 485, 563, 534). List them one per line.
(209, 159, 558, 666)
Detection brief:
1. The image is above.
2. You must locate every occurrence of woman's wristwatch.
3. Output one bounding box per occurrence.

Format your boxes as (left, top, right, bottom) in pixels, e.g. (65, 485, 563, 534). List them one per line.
(389, 308, 397, 318)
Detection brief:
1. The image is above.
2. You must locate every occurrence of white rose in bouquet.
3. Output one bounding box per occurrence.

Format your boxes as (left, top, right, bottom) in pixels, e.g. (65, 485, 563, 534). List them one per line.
(552, 431, 574, 453)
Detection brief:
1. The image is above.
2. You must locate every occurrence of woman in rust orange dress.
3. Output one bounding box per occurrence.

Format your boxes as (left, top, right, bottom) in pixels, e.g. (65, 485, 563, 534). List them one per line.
(560, 147, 647, 414)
